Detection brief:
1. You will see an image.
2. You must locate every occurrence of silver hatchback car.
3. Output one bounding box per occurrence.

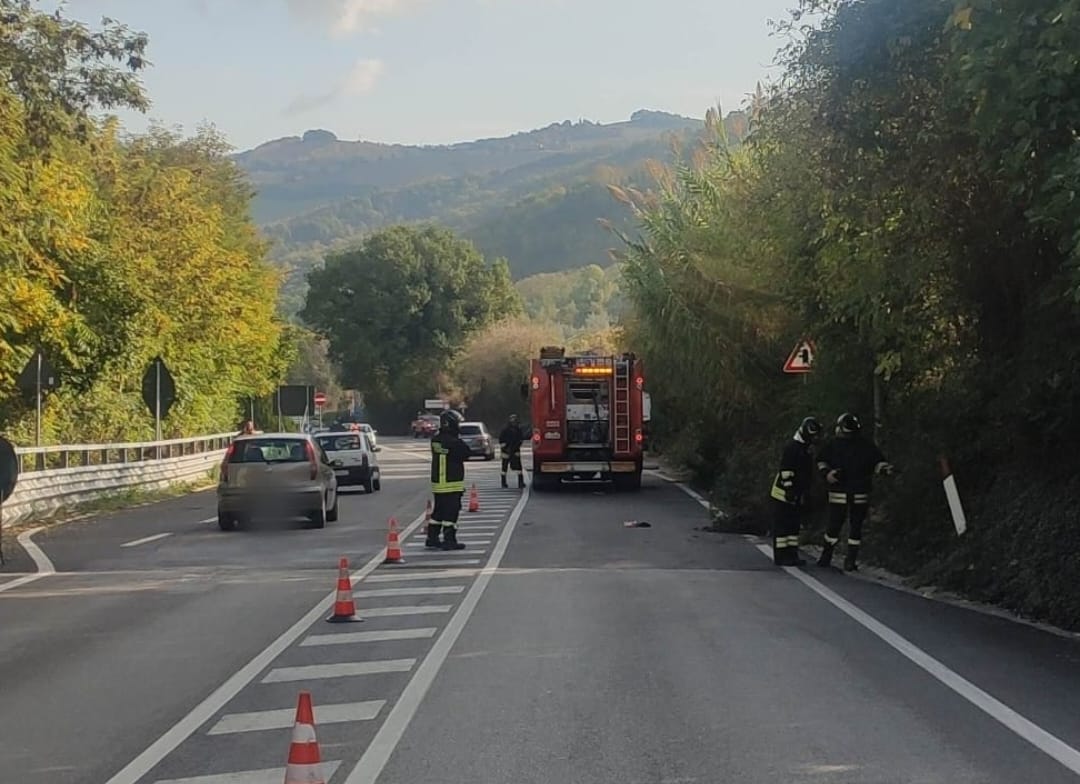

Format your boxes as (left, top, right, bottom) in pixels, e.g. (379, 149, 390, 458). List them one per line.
(217, 433, 340, 530)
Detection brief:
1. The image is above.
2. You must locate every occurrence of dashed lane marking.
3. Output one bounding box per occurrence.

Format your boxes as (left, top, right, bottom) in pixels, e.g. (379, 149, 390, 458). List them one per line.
(121, 532, 173, 548)
(207, 701, 385, 735)
(261, 658, 416, 684)
(155, 761, 343, 784)
(300, 628, 438, 647)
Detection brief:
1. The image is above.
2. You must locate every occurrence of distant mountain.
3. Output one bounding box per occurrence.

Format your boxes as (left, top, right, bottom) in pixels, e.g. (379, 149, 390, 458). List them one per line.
(234, 109, 749, 314)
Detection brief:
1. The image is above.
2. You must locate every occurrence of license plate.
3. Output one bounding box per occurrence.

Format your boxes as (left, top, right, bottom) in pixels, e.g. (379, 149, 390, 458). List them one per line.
(335, 470, 350, 477)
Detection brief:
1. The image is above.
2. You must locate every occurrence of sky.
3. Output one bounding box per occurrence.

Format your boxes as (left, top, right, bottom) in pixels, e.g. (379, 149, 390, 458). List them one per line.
(54, 0, 797, 151)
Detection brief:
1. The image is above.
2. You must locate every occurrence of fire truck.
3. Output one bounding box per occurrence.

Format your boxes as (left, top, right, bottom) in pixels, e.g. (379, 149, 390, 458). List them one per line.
(523, 346, 647, 491)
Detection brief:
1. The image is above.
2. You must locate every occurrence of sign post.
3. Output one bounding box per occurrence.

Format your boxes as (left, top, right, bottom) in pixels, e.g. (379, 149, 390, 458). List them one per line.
(141, 357, 176, 459)
(17, 349, 59, 447)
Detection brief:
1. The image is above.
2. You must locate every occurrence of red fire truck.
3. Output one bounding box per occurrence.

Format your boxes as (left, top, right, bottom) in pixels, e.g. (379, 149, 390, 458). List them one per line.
(524, 346, 647, 491)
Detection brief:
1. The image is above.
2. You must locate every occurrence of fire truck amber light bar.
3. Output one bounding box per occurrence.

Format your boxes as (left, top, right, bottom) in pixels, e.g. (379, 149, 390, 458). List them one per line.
(573, 367, 613, 375)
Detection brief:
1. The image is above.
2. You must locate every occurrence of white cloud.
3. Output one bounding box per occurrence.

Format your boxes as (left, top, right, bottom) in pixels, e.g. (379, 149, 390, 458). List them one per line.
(283, 58, 385, 115)
(284, 0, 421, 37)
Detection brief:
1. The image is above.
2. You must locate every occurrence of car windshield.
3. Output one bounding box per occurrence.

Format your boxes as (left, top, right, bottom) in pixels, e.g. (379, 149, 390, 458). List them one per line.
(317, 435, 363, 451)
(460, 425, 483, 436)
(229, 438, 309, 463)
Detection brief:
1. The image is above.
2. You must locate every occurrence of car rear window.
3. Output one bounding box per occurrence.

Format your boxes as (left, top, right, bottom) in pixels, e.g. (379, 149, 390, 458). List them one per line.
(317, 435, 364, 451)
(230, 439, 310, 463)
(460, 425, 482, 435)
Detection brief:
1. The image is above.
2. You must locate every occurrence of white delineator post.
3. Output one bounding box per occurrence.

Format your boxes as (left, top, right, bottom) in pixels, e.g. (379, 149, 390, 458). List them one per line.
(939, 456, 968, 536)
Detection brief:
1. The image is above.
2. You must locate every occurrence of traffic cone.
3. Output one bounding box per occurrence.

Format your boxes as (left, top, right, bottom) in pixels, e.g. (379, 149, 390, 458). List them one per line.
(326, 557, 362, 623)
(468, 484, 479, 513)
(384, 517, 405, 564)
(284, 691, 325, 784)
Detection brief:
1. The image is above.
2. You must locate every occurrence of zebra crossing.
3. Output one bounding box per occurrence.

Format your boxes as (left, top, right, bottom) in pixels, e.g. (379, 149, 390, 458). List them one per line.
(120, 446, 529, 784)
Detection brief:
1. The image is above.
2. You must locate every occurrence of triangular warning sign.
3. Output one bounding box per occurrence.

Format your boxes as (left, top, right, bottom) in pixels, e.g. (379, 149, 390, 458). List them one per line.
(783, 340, 815, 374)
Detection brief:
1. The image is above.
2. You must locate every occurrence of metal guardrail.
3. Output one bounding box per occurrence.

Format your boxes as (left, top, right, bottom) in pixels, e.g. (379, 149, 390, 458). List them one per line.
(13, 433, 236, 473)
(2, 433, 237, 527)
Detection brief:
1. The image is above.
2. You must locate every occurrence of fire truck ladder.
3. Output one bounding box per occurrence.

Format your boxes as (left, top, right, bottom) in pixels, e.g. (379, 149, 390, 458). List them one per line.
(613, 359, 631, 454)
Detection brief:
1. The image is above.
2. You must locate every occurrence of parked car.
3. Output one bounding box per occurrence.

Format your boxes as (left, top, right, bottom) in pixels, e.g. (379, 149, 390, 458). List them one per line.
(315, 431, 381, 493)
(217, 433, 339, 531)
(459, 421, 496, 460)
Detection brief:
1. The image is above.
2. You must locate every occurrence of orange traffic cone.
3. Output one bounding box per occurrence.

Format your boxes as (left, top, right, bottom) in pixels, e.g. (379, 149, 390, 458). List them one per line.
(284, 691, 325, 784)
(468, 484, 479, 513)
(326, 557, 362, 623)
(384, 517, 405, 564)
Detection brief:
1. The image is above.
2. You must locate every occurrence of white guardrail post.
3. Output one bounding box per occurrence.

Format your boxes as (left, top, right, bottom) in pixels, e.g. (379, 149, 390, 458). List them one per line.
(3, 433, 235, 526)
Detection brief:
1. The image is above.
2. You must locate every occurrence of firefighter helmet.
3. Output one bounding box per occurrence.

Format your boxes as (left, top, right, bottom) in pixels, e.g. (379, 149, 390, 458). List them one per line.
(836, 413, 862, 436)
(439, 409, 464, 435)
(798, 416, 822, 442)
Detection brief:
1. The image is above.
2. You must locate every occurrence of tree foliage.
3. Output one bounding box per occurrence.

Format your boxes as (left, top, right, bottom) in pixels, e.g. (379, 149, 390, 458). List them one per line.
(301, 225, 520, 426)
(0, 3, 287, 444)
(620, 0, 1080, 629)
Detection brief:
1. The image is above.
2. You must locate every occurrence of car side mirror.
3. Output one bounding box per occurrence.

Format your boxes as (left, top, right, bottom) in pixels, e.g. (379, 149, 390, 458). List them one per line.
(374, 446, 382, 452)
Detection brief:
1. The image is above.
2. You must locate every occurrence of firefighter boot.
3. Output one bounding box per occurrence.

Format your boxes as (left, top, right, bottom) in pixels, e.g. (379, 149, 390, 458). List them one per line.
(441, 526, 466, 551)
(817, 544, 835, 568)
(517, 472, 525, 489)
(424, 522, 441, 549)
(501, 473, 508, 489)
(844, 545, 860, 572)
(790, 544, 807, 567)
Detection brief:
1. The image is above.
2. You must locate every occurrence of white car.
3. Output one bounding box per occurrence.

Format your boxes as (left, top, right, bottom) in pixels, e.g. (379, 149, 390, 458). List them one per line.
(356, 423, 378, 449)
(315, 431, 381, 493)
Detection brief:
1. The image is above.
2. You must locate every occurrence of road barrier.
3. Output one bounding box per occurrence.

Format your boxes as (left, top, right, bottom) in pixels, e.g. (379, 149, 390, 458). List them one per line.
(3, 433, 234, 525)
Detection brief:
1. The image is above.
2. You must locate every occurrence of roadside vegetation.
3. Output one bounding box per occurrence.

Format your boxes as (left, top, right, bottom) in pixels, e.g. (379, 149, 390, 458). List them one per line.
(617, 0, 1080, 631)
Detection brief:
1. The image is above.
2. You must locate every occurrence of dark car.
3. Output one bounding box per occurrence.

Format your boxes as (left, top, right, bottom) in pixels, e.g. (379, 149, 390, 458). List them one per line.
(459, 421, 495, 460)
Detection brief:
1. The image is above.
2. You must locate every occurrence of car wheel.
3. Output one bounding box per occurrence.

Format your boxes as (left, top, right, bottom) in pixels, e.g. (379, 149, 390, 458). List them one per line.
(308, 496, 327, 529)
(363, 473, 375, 493)
(373, 472, 382, 491)
(327, 492, 339, 522)
(218, 511, 236, 531)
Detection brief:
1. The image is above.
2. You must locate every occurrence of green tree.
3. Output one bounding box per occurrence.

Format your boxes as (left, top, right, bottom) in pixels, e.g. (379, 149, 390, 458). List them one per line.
(301, 225, 520, 423)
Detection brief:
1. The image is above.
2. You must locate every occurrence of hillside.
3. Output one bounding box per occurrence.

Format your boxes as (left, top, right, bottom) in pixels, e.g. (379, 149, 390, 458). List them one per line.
(235, 109, 750, 313)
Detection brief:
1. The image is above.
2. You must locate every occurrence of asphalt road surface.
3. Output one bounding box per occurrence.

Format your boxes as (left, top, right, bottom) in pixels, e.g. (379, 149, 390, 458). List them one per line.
(3, 436, 1080, 783)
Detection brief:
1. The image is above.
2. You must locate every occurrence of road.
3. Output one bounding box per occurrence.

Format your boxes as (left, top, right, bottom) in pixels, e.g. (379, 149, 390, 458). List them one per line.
(2, 436, 1080, 783)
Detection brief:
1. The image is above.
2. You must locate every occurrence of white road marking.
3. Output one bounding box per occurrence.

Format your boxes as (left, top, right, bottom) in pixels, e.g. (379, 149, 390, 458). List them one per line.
(301, 628, 438, 647)
(121, 532, 173, 548)
(344, 483, 532, 783)
(753, 544, 1080, 776)
(103, 512, 429, 784)
(0, 528, 56, 594)
(262, 658, 415, 683)
(405, 541, 490, 549)
(354, 586, 464, 598)
(207, 701, 384, 735)
(366, 569, 478, 583)
(353, 604, 453, 617)
(403, 550, 487, 558)
(399, 558, 483, 566)
(198, 516, 217, 524)
(155, 761, 342, 784)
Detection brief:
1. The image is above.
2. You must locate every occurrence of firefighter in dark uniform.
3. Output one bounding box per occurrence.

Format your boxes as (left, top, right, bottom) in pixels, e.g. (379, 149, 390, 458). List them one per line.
(769, 416, 822, 566)
(499, 413, 525, 489)
(815, 413, 894, 571)
(427, 409, 471, 551)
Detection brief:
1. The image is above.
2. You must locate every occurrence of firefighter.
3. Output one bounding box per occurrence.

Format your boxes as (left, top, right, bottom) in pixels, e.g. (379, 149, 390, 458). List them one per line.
(238, 420, 257, 436)
(769, 416, 822, 566)
(499, 413, 525, 489)
(815, 413, 894, 571)
(427, 409, 471, 551)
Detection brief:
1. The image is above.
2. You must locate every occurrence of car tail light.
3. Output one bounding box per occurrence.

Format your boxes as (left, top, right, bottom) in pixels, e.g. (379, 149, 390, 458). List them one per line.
(221, 443, 236, 482)
(634, 429, 643, 444)
(305, 441, 318, 480)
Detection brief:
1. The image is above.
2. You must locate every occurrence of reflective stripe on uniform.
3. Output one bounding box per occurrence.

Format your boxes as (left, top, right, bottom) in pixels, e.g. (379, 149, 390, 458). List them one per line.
(431, 443, 465, 493)
(828, 492, 847, 504)
(848, 538, 861, 546)
(824, 534, 839, 545)
(779, 470, 795, 479)
(770, 485, 790, 503)
(852, 494, 869, 505)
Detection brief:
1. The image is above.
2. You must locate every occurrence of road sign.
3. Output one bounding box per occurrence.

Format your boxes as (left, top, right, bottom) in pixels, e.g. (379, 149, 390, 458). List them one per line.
(141, 357, 177, 419)
(314, 391, 327, 407)
(783, 340, 815, 374)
